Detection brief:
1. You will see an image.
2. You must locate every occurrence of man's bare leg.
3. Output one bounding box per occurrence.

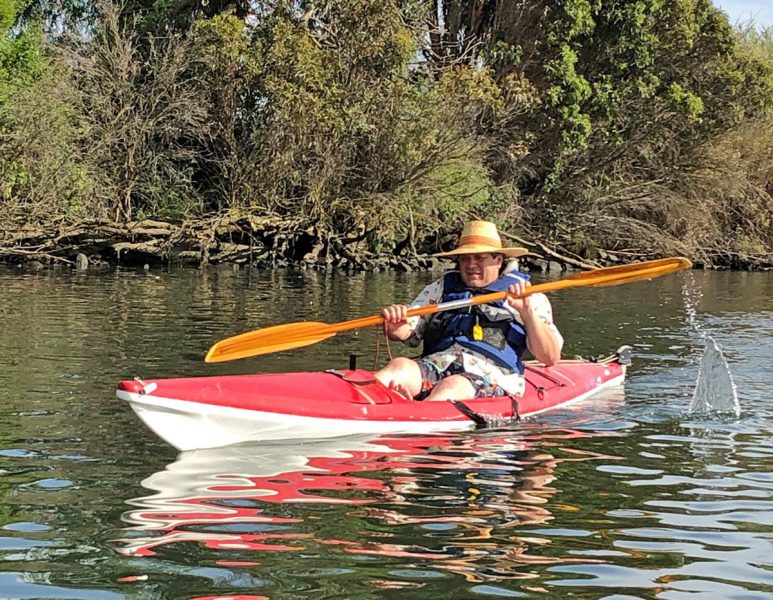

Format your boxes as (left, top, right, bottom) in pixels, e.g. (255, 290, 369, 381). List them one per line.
(374, 357, 423, 399)
(423, 374, 475, 401)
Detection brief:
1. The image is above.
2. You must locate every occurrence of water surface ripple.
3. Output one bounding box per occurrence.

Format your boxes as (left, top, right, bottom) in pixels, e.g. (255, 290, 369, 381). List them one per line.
(0, 266, 770, 599)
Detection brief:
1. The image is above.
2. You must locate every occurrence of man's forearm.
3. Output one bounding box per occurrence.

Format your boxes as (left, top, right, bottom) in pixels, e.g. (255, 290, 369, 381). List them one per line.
(521, 309, 562, 365)
(386, 323, 414, 341)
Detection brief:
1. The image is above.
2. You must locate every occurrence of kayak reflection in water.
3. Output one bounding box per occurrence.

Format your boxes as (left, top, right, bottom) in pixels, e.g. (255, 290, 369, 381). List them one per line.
(375, 220, 563, 402)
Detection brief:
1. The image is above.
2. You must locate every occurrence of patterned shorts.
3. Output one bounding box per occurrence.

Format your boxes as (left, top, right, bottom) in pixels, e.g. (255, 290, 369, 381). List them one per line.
(415, 358, 507, 399)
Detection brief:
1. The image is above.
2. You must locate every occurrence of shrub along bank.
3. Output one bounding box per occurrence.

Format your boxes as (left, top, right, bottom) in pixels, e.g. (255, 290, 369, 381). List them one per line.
(1, 1, 771, 270)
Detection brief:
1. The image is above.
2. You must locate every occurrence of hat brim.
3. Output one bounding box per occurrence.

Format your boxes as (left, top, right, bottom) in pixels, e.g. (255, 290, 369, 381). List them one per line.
(433, 244, 529, 259)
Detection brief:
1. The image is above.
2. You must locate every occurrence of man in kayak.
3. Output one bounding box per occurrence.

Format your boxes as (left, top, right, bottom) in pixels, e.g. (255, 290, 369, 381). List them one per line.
(374, 220, 563, 401)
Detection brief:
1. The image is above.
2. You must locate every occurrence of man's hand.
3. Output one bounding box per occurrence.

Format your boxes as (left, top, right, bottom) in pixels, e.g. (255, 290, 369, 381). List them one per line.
(506, 281, 532, 315)
(381, 304, 412, 341)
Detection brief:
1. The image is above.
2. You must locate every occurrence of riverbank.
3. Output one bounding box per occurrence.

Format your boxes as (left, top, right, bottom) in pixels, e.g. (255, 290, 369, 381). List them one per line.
(2, 216, 771, 272)
(2, 3, 771, 278)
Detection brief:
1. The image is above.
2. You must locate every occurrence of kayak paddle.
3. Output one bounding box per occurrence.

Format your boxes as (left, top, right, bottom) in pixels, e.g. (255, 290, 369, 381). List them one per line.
(204, 256, 692, 363)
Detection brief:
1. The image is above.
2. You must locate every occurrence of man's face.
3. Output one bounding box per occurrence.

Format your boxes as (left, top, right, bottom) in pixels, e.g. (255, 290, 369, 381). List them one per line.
(458, 253, 503, 288)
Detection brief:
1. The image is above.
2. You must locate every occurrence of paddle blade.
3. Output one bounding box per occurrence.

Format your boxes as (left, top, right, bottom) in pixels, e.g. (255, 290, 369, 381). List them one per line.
(205, 321, 336, 363)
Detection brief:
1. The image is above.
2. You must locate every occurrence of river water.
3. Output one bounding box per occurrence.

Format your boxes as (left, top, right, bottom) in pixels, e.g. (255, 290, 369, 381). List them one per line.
(0, 265, 771, 599)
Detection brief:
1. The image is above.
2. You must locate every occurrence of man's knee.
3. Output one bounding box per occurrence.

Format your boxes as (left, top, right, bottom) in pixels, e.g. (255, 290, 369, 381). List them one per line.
(391, 356, 415, 369)
(426, 374, 475, 401)
(375, 357, 422, 398)
(376, 356, 417, 380)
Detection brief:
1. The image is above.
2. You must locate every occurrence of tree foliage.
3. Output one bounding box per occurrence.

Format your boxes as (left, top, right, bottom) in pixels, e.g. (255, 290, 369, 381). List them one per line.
(1, 0, 771, 265)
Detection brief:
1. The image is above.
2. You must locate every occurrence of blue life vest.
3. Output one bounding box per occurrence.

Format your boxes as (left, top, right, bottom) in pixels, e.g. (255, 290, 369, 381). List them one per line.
(422, 270, 530, 374)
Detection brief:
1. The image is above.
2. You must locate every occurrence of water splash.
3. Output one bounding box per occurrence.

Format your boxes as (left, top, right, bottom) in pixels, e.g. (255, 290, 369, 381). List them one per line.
(689, 336, 740, 416)
(682, 274, 741, 416)
(682, 273, 704, 334)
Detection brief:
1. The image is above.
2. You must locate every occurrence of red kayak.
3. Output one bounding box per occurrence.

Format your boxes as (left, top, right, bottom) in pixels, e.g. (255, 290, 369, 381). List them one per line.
(116, 348, 629, 450)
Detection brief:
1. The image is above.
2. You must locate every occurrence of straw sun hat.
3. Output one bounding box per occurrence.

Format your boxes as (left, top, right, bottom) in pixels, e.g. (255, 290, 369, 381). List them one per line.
(433, 220, 528, 258)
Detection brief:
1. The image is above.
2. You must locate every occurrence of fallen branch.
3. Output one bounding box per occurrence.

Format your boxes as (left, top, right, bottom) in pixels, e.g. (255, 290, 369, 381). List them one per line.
(0, 246, 75, 265)
(501, 232, 601, 270)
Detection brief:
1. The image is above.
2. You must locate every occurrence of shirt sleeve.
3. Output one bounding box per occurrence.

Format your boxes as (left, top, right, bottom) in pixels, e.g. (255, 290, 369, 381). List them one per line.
(523, 293, 564, 350)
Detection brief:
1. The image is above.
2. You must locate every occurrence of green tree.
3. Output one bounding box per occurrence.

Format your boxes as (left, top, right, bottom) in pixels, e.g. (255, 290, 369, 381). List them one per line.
(192, 0, 519, 253)
(424, 0, 772, 256)
(0, 0, 90, 223)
